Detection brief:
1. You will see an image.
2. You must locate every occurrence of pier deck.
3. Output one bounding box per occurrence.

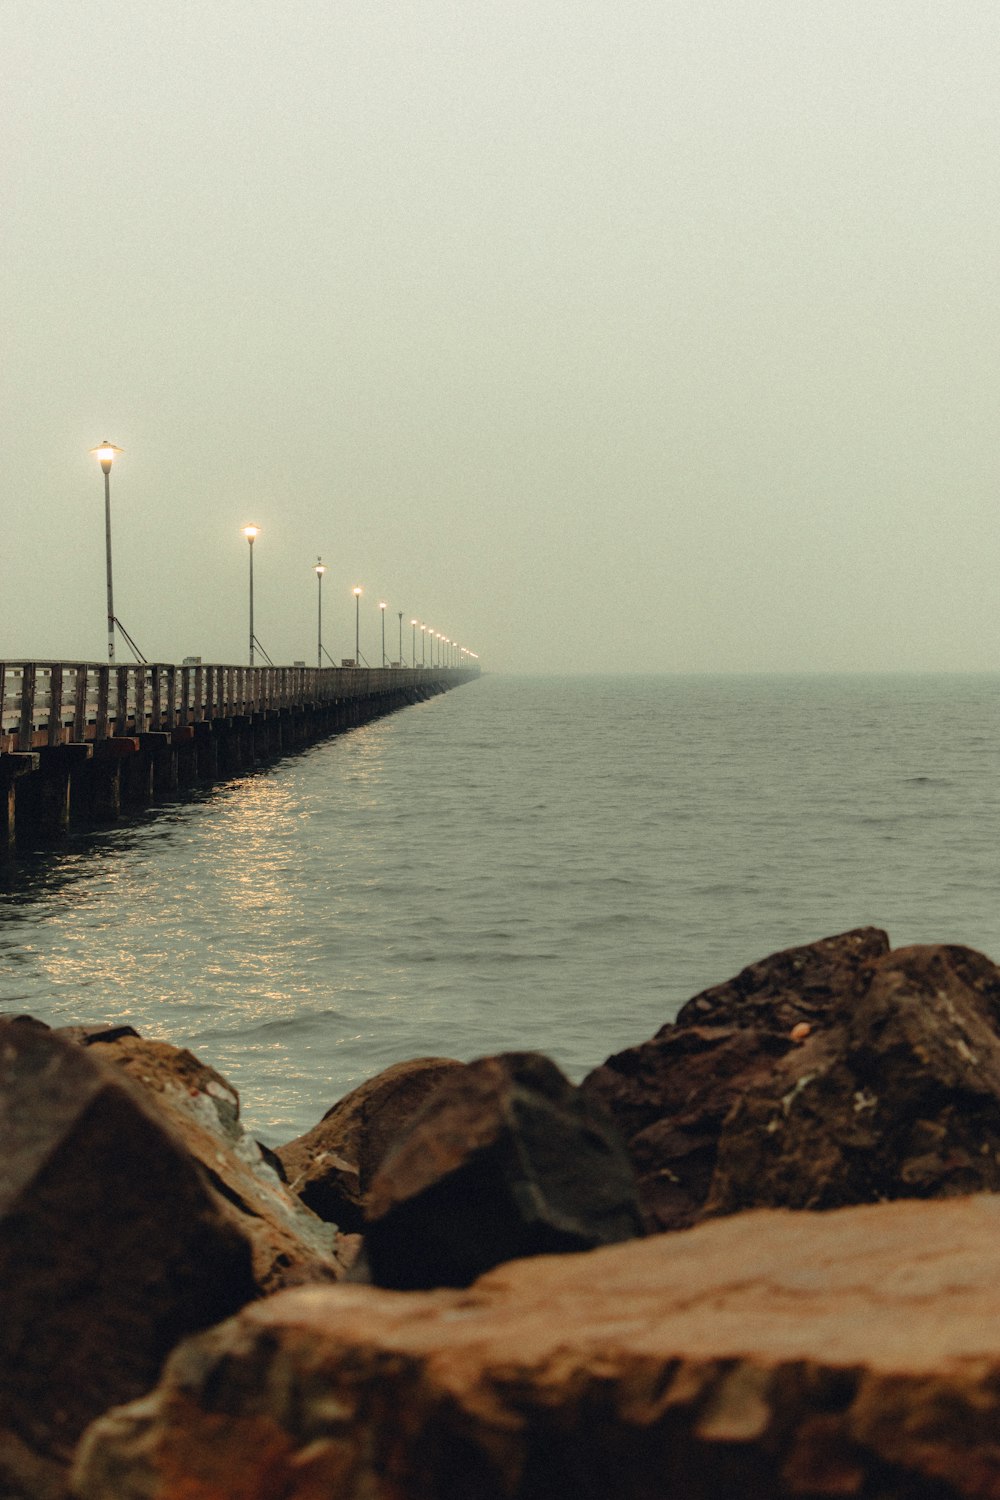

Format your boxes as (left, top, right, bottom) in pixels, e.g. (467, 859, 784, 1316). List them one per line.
(0, 660, 478, 849)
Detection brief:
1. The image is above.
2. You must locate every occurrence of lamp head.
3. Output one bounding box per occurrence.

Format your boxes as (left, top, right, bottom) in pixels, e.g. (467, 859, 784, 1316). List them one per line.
(314, 558, 326, 576)
(242, 524, 260, 543)
(379, 600, 387, 612)
(353, 586, 362, 597)
(90, 440, 123, 475)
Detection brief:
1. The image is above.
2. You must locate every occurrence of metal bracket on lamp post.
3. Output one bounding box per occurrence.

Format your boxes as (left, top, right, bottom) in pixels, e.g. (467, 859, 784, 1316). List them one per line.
(251, 634, 275, 667)
(113, 617, 147, 663)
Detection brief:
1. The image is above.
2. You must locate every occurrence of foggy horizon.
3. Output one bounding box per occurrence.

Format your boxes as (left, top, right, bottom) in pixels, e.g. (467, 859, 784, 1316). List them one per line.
(5, 2, 999, 676)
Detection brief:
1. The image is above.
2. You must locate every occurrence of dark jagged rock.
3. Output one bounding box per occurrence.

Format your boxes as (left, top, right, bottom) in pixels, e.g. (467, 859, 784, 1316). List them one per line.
(0, 1019, 258, 1497)
(707, 942, 1000, 1216)
(94, 1035, 346, 1292)
(72, 1195, 1000, 1500)
(0, 1021, 347, 1498)
(582, 929, 1000, 1231)
(276, 1056, 463, 1232)
(672, 926, 890, 1031)
(363, 1051, 643, 1290)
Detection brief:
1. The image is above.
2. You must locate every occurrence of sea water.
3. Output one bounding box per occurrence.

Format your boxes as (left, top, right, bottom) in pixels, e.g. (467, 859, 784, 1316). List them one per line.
(1, 673, 997, 1144)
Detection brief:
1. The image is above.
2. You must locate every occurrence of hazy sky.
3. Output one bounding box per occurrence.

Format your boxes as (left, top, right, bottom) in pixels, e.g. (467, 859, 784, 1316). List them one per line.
(4, 1, 999, 674)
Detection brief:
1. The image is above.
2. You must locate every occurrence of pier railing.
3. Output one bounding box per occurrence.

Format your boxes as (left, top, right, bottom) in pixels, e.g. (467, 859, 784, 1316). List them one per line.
(0, 661, 473, 753)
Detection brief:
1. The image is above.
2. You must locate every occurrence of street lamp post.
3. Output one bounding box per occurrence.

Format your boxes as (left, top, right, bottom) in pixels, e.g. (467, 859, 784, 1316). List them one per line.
(90, 441, 124, 662)
(398, 610, 403, 664)
(379, 601, 387, 666)
(353, 586, 362, 664)
(242, 526, 260, 665)
(421, 625, 426, 667)
(410, 618, 417, 668)
(314, 558, 326, 668)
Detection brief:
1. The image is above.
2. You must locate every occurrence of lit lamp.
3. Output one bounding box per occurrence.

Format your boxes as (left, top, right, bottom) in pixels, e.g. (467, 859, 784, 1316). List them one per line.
(353, 586, 362, 664)
(379, 600, 387, 667)
(89, 441, 124, 662)
(314, 558, 326, 669)
(398, 610, 403, 665)
(242, 526, 260, 666)
(421, 624, 427, 667)
(410, 618, 418, 668)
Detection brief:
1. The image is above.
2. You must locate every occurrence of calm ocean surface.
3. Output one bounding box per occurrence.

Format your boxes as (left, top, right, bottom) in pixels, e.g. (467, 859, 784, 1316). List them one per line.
(1, 673, 998, 1144)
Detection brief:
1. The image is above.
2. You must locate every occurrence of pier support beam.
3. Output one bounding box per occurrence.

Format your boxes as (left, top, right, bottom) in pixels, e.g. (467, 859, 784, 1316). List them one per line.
(24, 745, 94, 840)
(90, 738, 140, 823)
(172, 726, 197, 786)
(0, 754, 39, 853)
(195, 722, 218, 782)
(139, 732, 174, 797)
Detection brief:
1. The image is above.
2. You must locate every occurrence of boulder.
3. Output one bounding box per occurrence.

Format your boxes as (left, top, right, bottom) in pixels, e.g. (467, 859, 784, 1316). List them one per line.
(0, 1019, 256, 1498)
(0, 1020, 344, 1499)
(707, 942, 1000, 1217)
(362, 1051, 643, 1290)
(72, 1194, 1000, 1500)
(672, 926, 890, 1031)
(92, 1035, 345, 1292)
(276, 1056, 463, 1232)
(582, 930, 1000, 1231)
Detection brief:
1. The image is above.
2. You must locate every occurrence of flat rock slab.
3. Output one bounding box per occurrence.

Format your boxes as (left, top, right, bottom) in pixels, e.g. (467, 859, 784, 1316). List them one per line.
(73, 1193, 1000, 1499)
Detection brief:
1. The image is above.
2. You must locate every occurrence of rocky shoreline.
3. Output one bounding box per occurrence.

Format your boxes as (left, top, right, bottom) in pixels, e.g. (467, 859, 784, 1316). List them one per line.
(6, 927, 1000, 1497)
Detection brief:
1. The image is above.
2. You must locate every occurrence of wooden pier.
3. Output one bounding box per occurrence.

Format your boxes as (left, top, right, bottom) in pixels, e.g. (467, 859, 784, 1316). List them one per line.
(0, 660, 478, 850)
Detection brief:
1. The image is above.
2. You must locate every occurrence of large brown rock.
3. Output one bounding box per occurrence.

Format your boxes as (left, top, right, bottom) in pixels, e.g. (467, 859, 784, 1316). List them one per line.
(707, 942, 1000, 1217)
(0, 1021, 345, 1499)
(0, 1020, 256, 1498)
(672, 926, 891, 1031)
(92, 1035, 344, 1291)
(363, 1051, 644, 1289)
(582, 929, 1000, 1231)
(72, 1194, 1000, 1499)
(276, 1056, 463, 1232)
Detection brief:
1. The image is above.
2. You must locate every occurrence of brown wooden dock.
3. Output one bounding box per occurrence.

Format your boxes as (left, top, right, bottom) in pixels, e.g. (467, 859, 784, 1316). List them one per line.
(0, 660, 478, 849)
